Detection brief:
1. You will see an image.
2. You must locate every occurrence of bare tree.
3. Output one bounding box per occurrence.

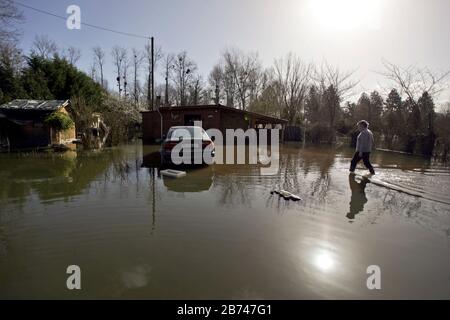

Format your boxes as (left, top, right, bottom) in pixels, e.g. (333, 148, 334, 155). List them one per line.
(248, 72, 280, 117)
(63, 46, 81, 65)
(222, 48, 262, 110)
(144, 42, 163, 109)
(161, 53, 174, 106)
(210, 61, 236, 107)
(0, 41, 23, 74)
(31, 35, 58, 59)
(122, 53, 130, 100)
(0, 0, 23, 44)
(131, 48, 144, 107)
(172, 51, 197, 106)
(223, 64, 236, 107)
(313, 61, 358, 98)
(188, 75, 203, 105)
(92, 46, 106, 88)
(274, 53, 312, 124)
(381, 59, 450, 106)
(208, 64, 224, 105)
(111, 46, 127, 98)
(89, 62, 97, 81)
(312, 61, 358, 129)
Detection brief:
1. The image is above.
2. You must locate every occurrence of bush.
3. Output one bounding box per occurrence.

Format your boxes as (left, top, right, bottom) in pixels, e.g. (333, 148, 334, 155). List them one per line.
(44, 112, 74, 131)
(99, 94, 141, 146)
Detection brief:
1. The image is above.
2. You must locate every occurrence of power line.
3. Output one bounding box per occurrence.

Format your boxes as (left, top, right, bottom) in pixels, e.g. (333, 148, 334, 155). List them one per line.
(14, 1, 151, 40)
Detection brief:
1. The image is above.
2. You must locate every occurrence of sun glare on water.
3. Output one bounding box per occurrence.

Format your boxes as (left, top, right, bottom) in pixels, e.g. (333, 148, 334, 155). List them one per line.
(313, 251, 336, 272)
(309, 0, 383, 31)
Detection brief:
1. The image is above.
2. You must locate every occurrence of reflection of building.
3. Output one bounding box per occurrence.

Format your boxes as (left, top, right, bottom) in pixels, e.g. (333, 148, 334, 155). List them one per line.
(142, 150, 162, 168)
(141, 149, 214, 193)
(0, 100, 76, 150)
(162, 166, 214, 193)
(141, 104, 287, 143)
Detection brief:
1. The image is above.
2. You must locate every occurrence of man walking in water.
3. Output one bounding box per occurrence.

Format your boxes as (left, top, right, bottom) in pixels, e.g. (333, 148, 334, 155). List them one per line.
(350, 120, 375, 175)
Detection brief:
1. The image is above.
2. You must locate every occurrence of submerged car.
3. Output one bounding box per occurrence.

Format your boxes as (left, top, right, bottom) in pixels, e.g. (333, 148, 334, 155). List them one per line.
(161, 126, 215, 165)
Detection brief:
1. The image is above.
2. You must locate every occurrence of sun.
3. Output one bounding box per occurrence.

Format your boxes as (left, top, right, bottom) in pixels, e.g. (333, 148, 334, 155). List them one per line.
(309, 0, 382, 31)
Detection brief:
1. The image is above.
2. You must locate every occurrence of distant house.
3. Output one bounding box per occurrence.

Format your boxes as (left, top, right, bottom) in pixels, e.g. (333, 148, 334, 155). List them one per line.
(0, 99, 76, 150)
(141, 104, 287, 143)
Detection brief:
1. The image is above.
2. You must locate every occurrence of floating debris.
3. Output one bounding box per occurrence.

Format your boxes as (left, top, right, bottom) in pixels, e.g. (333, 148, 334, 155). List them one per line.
(271, 189, 302, 201)
(288, 193, 302, 201)
(160, 169, 187, 178)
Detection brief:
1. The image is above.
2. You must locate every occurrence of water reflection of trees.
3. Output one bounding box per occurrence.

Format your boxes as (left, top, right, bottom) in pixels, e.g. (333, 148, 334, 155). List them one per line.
(0, 152, 82, 212)
(0, 149, 127, 257)
(277, 146, 335, 204)
(0, 225, 7, 259)
(0, 147, 144, 208)
(211, 145, 337, 208)
(213, 164, 258, 207)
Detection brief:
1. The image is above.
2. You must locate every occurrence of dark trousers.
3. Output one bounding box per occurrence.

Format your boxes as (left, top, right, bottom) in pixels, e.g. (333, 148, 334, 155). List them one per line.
(350, 152, 375, 174)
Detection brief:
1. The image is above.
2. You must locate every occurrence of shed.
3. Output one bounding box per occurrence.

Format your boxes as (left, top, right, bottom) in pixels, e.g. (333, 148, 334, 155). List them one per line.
(141, 104, 287, 144)
(0, 99, 76, 150)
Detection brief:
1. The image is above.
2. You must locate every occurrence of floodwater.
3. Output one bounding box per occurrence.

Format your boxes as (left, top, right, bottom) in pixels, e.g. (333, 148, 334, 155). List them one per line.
(0, 143, 449, 299)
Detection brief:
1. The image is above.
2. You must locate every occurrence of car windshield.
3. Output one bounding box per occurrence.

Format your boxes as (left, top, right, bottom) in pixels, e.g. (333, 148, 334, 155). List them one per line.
(167, 127, 209, 140)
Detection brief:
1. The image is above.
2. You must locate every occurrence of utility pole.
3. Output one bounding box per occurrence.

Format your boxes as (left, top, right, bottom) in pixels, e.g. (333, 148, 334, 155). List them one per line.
(215, 84, 220, 105)
(123, 75, 128, 99)
(134, 53, 138, 106)
(116, 63, 122, 98)
(151, 36, 155, 111)
(165, 74, 169, 106)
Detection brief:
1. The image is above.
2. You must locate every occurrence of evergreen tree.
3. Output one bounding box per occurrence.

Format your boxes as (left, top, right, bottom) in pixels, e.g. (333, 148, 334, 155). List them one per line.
(356, 92, 370, 122)
(0, 57, 25, 103)
(304, 85, 321, 124)
(385, 88, 402, 112)
(20, 55, 103, 105)
(322, 85, 340, 129)
(369, 90, 383, 131)
(417, 91, 436, 155)
(418, 91, 435, 135)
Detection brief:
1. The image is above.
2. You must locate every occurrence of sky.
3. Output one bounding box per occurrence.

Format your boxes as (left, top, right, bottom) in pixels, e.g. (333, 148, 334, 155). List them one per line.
(15, 0, 450, 106)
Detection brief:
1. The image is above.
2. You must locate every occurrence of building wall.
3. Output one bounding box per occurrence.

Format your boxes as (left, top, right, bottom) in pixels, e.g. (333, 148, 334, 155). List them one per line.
(142, 107, 222, 143)
(219, 111, 249, 132)
(142, 111, 161, 144)
(141, 107, 285, 144)
(5, 121, 50, 149)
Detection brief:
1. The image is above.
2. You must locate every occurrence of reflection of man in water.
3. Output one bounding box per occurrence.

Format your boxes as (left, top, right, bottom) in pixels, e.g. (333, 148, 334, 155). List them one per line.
(350, 120, 375, 175)
(347, 174, 369, 220)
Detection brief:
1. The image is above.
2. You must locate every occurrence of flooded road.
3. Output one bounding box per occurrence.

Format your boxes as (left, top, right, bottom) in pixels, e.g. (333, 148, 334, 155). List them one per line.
(0, 143, 449, 299)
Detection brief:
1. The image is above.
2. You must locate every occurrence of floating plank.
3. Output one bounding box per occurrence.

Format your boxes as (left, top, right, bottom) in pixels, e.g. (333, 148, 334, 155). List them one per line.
(271, 189, 302, 201)
(353, 172, 450, 205)
(160, 169, 187, 178)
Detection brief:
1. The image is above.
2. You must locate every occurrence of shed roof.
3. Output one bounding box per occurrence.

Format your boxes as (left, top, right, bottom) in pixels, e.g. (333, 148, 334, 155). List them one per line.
(141, 104, 288, 123)
(0, 99, 69, 112)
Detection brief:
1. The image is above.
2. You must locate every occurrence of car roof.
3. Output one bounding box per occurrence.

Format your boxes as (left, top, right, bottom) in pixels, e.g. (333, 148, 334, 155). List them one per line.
(169, 126, 204, 129)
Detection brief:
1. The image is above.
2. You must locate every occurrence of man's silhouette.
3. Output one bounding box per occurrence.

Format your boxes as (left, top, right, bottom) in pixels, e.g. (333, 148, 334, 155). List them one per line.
(350, 120, 375, 175)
